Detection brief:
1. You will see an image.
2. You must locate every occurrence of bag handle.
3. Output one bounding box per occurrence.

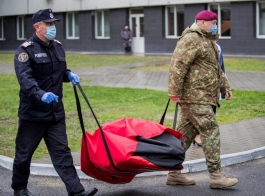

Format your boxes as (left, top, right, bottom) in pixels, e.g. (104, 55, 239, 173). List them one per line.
(74, 83, 130, 172)
(74, 84, 178, 172)
(159, 98, 178, 130)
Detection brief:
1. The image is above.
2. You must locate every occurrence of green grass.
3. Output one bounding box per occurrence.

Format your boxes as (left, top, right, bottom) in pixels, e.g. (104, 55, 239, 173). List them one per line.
(66, 54, 169, 68)
(224, 58, 265, 72)
(0, 53, 14, 64)
(1, 54, 265, 158)
(134, 58, 265, 72)
(0, 53, 169, 68)
(1, 74, 265, 158)
(3, 52, 264, 71)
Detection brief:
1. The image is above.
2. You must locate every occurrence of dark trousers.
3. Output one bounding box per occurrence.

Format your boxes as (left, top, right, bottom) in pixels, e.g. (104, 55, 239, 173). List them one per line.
(123, 39, 132, 53)
(11, 119, 84, 195)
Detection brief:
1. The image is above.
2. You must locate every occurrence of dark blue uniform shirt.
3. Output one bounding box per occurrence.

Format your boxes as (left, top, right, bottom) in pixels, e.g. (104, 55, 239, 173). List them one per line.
(14, 34, 71, 122)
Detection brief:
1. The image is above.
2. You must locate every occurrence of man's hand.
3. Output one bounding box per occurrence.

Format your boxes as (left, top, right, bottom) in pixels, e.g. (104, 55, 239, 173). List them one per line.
(68, 72, 80, 86)
(170, 96, 180, 103)
(226, 90, 233, 100)
(41, 92, 59, 104)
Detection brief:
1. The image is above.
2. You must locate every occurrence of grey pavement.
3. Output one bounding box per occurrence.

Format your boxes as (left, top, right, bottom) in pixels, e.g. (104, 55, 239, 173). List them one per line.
(1, 62, 265, 91)
(73, 64, 265, 91)
(0, 60, 265, 179)
(1, 158, 265, 196)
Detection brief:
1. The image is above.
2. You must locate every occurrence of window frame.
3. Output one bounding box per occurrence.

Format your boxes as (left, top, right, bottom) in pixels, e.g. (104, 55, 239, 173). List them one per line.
(0, 17, 4, 40)
(66, 12, 79, 39)
(208, 3, 231, 39)
(95, 10, 110, 39)
(165, 5, 184, 39)
(17, 16, 26, 40)
(256, 1, 265, 39)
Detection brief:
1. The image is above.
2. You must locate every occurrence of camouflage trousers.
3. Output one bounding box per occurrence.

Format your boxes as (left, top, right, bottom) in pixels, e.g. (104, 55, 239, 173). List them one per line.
(177, 103, 220, 173)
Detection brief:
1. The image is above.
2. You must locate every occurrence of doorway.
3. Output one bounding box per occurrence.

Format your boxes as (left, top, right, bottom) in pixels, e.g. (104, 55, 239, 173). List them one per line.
(130, 8, 144, 53)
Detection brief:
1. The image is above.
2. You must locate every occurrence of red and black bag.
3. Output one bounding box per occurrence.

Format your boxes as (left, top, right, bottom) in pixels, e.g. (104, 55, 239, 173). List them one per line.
(74, 84, 184, 184)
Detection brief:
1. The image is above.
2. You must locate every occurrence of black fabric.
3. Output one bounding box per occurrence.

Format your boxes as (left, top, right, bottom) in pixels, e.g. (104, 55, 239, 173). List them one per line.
(14, 34, 71, 122)
(11, 119, 84, 194)
(32, 9, 60, 23)
(212, 105, 216, 114)
(133, 132, 185, 169)
(125, 46, 131, 53)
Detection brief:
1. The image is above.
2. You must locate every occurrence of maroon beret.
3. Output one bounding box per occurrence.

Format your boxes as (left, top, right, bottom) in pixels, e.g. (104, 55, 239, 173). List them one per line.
(195, 10, 217, 21)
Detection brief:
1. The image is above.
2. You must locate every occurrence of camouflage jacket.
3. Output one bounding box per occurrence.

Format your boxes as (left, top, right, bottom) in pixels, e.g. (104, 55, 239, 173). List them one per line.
(168, 23, 231, 107)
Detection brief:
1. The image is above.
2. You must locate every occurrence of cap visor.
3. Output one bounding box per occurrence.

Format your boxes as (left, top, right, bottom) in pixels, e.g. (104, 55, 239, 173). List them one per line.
(42, 18, 60, 22)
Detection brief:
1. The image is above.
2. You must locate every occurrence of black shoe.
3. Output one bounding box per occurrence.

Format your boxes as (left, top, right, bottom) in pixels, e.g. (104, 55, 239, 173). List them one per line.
(73, 188, 98, 196)
(193, 140, 202, 147)
(14, 189, 34, 196)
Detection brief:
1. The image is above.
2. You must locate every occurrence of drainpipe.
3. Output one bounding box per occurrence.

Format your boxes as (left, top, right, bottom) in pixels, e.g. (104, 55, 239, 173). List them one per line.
(27, 0, 29, 14)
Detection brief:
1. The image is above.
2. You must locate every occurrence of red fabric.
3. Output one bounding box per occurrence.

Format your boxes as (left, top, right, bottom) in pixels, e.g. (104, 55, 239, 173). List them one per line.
(80, 118, 183, 184)
(195, 10, 217, 21)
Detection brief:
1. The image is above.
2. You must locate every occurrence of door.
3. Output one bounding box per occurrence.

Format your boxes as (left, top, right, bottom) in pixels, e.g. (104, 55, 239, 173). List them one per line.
(130, 13, 144, 53)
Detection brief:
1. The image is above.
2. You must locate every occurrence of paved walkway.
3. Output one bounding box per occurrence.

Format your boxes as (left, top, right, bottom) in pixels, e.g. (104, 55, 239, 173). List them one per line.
(72, 63, 265, 91)
(1, 62, 265, 91)
(0, 61, 265, 176)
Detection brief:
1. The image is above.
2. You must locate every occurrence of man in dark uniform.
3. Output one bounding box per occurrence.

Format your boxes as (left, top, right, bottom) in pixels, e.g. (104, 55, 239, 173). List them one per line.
(12, 8, 98, 196)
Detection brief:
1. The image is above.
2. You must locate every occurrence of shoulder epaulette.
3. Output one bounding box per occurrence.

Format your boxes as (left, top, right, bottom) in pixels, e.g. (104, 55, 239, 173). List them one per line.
(53, 39, 62, 45)
(21, 41, 33, 48)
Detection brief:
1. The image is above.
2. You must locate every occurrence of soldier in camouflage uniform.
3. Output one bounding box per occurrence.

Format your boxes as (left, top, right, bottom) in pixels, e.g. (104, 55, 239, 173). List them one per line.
(166, 10, 238, 189)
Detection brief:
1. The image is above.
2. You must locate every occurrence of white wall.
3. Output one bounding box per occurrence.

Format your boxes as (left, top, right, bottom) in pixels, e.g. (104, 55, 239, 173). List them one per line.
(82, 0, 149, 10)
(149, 0, 240, 6)
(0, 0, 251, 16)
(0, 0, 28, 16)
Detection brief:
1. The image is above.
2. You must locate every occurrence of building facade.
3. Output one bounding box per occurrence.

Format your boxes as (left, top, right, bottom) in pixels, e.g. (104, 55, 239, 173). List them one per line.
(1, 0, 265, 56)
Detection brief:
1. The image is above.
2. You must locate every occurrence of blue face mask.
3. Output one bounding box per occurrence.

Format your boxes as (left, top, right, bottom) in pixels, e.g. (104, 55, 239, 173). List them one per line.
(44, 25, 56, 40)
(210, 25, 218, 35)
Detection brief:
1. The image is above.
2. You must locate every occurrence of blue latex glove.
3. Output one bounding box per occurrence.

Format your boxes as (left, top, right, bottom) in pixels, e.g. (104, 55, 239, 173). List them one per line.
(41, 92, 59, 104)
(68, 72, 80, 86)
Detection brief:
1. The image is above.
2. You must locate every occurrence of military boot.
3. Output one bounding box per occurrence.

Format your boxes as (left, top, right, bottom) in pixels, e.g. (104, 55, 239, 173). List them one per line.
(166, 170, 196, 185)
(209, 169, 238, 189)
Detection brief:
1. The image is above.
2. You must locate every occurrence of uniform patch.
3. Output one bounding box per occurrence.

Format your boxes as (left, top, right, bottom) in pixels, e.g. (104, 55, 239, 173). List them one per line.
(18, 52, 29, 62)
(35, 53, 48, 58)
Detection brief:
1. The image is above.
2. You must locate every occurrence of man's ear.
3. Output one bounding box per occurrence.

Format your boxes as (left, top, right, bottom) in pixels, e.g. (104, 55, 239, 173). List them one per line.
(33, 24, 38, 31)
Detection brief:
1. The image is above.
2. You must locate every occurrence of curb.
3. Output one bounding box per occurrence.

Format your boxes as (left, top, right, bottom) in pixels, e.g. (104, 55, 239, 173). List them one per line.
(1, 146, 265, 180)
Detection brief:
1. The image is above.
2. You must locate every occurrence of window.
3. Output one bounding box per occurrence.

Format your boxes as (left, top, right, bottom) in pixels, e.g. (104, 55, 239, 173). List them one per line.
(257, 2, 265, 38)
(17, 16, 26, 40)
(66, 12, 79, 39)
(131, 8, 144, 14)
(95, 10, 110, 39)
(0, 17, 4, 40)
(209, 3, 231, 38)
(165, 5, 184, 38)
